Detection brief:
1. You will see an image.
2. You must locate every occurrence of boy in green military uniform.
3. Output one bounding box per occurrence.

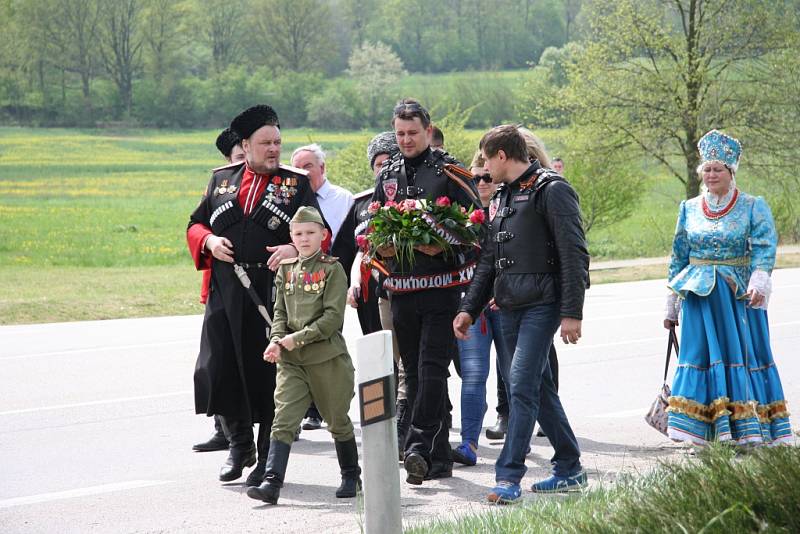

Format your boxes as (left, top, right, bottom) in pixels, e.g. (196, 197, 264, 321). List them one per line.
(247, 206, 361, 505)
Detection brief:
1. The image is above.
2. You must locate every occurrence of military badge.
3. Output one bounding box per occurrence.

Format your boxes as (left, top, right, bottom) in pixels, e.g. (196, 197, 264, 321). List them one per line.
(218, 179, 229, 195)
(227, 184, 238, 194)
(383, 178, 398, 202)
(268, 216, 281, 230)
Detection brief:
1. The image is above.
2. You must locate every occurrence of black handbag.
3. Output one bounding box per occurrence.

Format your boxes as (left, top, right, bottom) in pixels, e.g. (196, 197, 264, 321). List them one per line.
(644, 327, 679, 436)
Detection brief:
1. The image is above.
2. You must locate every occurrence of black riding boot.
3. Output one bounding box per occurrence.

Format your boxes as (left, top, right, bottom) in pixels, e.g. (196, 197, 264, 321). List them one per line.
(246, 440, 291, 504)
(192, 415, 230, 452)
(218, 416, 256, 482)
(245, 423, 271, 487)
(334, 438, 362, 498)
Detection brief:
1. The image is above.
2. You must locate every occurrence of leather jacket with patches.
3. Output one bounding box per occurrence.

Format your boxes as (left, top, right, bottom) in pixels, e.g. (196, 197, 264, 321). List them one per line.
(459, 161, 590, 319)
(370, 148, 481, 288)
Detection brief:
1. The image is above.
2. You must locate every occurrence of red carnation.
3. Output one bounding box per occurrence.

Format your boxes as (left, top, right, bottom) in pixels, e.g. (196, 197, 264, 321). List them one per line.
(385, 200, 398, 209)
(367, 201, 381, 215)
(435, 196, 451, 207)
(469, 209, 486, 224)
(356, 234, 369, 250)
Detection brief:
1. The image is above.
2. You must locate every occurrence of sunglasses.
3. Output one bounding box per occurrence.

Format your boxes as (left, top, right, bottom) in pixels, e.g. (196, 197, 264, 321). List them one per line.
(474, 174, 492, 183)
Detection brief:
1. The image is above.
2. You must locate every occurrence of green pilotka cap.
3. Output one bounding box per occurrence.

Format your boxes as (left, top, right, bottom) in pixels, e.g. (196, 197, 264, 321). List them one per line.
(291, 206, 325, 226)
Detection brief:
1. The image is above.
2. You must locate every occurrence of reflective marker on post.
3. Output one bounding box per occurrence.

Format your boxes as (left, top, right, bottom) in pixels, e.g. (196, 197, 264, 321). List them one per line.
(356, 331, 402, 534)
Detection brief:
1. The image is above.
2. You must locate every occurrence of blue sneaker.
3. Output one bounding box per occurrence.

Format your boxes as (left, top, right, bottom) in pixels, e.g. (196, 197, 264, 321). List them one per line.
(487, 481, 522, 504)
(531, 471, 588, 493)
(452, 442, 477, 466)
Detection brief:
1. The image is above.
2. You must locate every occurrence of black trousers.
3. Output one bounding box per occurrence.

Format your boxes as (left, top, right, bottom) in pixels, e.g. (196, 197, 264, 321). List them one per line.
(497, 344, 559, 416)
(392, 287, 460, 465)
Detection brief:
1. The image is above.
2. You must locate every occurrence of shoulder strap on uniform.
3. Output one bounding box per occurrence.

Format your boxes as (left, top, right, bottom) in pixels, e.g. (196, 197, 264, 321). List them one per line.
(318, 255, 339, 264)
(212, 160, 246, 172)
(279, 163, 309, 176)
(353, 188, 374, 200)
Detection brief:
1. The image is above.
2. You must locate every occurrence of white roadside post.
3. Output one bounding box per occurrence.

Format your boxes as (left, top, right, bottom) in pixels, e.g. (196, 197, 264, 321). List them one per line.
(355, 330, 402, 534)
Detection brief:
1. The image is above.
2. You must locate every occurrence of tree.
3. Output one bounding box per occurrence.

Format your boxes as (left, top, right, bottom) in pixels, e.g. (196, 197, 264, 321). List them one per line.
(32, 0, 102, 124)
(100, 0, 144, 118)
(326, 135, 374, 193)
(559, 129, 646, 233)
(346, 42, 405, 127)
(196, 0, 248, 74)
(252, 0, 335, 73)
(563, 0, 799, 199)
(142, 0, 187, 83)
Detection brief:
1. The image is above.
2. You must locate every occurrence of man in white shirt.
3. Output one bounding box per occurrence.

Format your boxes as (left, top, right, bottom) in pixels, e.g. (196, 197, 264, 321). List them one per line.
(290, 143, 355, 432)
(291, 144, 354, 243)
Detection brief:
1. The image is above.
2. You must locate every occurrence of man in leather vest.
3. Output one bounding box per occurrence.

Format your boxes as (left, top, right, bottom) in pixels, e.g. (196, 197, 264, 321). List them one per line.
(454, 125, 589, 503)
(371, 99, 481, 485)
(186, 105, 321, 487)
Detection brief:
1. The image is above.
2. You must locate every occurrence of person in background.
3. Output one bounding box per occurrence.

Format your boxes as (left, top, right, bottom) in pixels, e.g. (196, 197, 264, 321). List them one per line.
(191, 127, 245, 454)
(552, 157, 564, 174)
(663, 129, 792, 446)
(346, 132, 404, 397)
(451, 150, 512, 467)
(431, 125, 445, 150)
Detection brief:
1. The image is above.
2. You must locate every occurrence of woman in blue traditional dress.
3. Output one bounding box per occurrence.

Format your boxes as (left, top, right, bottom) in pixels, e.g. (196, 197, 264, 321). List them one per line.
(663, 129, 792, 446)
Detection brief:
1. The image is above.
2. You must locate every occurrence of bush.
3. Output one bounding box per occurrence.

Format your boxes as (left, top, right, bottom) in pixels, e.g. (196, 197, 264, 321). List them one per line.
(326, 134, 374, 193)
(307, 81, 365, 130)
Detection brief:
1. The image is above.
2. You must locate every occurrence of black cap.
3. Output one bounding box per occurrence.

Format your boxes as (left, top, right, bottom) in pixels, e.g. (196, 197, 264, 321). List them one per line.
(215, 128, 240, 158)
(230, 105, 281, 140)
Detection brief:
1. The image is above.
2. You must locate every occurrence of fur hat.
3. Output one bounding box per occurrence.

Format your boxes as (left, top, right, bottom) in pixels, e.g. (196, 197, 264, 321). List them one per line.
(215, 127, 240, 158)
(230, 105, 281, 140)
(367, 131, 398, 168)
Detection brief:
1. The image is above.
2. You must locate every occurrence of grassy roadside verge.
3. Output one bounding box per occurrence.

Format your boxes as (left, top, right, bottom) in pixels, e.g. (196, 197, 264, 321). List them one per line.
(405, 445, 800, 534)
(2, 254, 799, 325)
(0, 265, 204, 325)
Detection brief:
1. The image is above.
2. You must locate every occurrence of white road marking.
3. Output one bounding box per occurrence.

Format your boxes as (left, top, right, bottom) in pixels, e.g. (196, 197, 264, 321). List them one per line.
(0, 339, 196, 361)
(0, 480, 172, 509)
(0, 391, 192, 416)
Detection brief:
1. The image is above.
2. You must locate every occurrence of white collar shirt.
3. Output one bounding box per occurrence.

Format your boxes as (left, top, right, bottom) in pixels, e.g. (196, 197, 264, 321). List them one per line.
(316, 179, 354, 242)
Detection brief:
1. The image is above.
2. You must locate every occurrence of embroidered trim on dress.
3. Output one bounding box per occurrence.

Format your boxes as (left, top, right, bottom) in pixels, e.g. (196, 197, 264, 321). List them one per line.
(667, 396, 789, 424)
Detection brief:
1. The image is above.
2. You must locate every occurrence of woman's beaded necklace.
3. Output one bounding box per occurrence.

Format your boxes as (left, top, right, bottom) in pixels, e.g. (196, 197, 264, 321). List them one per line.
(702, 188, 739, 220)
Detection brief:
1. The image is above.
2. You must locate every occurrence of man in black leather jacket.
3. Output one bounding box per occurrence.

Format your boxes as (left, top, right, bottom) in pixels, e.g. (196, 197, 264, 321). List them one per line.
(372, 99, 481, 485)
(453, 125, 589, 503)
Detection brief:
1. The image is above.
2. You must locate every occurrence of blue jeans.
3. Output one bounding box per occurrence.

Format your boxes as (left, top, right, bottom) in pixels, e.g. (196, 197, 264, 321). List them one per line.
(494, 303, 582, 483)
(456, 308, 510, 446)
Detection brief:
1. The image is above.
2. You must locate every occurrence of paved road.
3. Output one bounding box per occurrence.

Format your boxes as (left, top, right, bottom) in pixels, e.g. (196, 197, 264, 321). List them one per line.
(2, 270, 798, 533)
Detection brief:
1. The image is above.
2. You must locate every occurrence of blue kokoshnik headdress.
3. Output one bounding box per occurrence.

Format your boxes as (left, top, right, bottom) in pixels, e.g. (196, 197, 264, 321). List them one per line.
(698, 129, 742, 172)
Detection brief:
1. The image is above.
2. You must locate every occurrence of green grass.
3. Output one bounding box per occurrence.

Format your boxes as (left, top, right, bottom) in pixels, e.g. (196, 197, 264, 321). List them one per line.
(0, 265, 204, 324)
(405, 445, 800, 534)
